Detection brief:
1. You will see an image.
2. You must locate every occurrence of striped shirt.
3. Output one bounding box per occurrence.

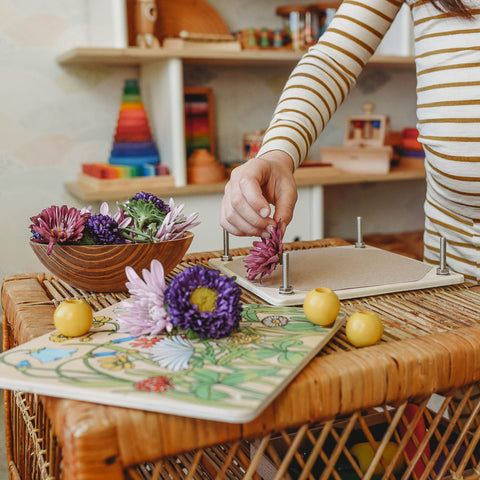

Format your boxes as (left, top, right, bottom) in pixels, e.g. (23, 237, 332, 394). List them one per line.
(258, 0, 480, 281)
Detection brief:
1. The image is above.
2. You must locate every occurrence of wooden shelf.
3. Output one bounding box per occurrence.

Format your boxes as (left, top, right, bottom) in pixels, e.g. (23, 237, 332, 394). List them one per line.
(57, 46, 415, 68)
(65, 164, 425, 202)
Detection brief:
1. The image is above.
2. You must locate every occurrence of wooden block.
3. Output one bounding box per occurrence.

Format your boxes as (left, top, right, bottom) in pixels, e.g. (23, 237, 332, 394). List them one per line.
(294, 165, 342, 181)
(163, 37, 242, 51)
(321, 146, 392, 174)
(77, 173, 175, 192)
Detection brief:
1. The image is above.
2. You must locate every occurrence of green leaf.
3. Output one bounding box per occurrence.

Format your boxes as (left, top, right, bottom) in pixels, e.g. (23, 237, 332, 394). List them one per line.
(282, 323, 322, 332)
(278, 351, 303, 364)
(290, 315, 311, 323)
(191, 383, 228, 401)
(221, 367, 280, 385)
(192, 369, 219, 384)
(249, 348, 281, 359)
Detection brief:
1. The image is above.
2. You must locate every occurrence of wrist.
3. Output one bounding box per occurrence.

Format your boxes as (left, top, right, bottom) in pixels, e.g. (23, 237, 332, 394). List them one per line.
(257, 150, 295, 173)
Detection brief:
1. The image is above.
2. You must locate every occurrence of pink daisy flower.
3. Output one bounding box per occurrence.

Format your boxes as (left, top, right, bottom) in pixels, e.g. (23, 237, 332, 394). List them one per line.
(117, 259, 172, 336)
(30, 205, 90, 255)
(244, 220, 284, 281)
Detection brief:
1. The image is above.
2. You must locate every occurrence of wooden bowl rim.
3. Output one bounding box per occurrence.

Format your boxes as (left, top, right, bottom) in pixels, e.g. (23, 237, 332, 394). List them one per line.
(29, 231, 194, 251)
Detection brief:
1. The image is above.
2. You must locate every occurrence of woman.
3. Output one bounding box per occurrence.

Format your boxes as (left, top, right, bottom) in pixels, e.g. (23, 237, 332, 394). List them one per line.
(220, 0, 480, 282)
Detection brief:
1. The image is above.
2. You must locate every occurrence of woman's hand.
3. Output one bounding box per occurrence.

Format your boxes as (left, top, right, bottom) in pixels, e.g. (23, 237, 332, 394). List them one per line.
(220, 150, 298, 238)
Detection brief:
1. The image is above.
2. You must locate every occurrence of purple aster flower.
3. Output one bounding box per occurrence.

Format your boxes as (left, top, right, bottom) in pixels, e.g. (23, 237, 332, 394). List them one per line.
(85, 214, 125, 245)
(132, 192, 170, 214)
(154, 198, 200, 241)
(30, 205, 90, 255)
(100, 202, 131, 229)
(244, 220, 283, 281)
(165, 265, 242, 339)
(117, 259, 172, 336)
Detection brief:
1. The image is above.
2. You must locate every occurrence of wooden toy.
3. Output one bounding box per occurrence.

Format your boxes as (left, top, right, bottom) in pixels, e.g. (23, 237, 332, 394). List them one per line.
(184, 87, 216, 160)
(321, 103, 393, 174)
(108, 79, 162, 170)
(134, 0, 160, 48)
(186, 148, 226, 184)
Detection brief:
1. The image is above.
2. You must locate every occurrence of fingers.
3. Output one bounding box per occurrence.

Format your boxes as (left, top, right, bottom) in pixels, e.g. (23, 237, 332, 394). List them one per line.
(272, 182, 298, 233)
(220, 173, 274, 237)
(220, 152, 298, 238)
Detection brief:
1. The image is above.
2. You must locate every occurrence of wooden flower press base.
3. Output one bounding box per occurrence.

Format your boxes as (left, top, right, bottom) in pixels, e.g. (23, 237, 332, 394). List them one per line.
(209, 244, 464, 306)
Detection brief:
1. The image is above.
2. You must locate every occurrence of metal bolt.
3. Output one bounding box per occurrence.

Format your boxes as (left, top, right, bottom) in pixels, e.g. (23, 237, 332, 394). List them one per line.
(220, 229, 232, 262)
(436, 237, 450, 275)
(355, 216, 365, 248)
(279, 252, 294, 295)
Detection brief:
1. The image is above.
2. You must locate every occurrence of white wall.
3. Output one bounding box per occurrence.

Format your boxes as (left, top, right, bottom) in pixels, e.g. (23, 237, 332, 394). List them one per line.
(0, 0, 424, 289)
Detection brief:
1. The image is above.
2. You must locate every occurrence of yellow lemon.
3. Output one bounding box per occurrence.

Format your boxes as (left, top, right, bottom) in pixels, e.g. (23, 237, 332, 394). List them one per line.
(53, 299, 93, 337)
(345, 310, 383, 347)
(303, 287, 340, 326)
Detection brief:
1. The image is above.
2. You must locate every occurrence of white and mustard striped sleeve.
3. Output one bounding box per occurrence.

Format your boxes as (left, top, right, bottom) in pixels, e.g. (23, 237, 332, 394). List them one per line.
(258, 0, 405, 169)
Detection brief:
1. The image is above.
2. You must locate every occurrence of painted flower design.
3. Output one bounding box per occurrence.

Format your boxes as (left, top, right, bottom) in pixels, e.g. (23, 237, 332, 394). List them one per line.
(165, 265, 242, 339)
(99, 353, 134, 371)
(131, 337, 162, 349)
(30, 205, 90, 254)
(117, 259, 172, 336)
(134, 375, 173, 393)
(261, 315, 289, 328)
(150, 335, 195, 371)
(49, 331, 69, 343)
(227, 331, 262, 346)
(93, 316, 113, 328)
(244, 220, 283, 281)
(30, 347, 78, 363)
(16, 360, 31, 371)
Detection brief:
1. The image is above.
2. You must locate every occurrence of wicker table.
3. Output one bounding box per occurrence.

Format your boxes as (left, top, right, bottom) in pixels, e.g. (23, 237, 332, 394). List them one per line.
(3, 238, 480, 480)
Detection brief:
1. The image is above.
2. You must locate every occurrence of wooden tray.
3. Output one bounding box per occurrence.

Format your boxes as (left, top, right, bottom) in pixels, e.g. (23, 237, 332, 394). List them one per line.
(77, 172, 175, 192)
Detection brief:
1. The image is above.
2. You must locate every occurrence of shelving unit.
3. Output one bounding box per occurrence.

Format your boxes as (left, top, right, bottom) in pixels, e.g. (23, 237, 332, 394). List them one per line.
(57, 46, 415, 188)
(58, 46, 420, 252)
(66, 164, 425, 202)
(57, 46, 415, 68)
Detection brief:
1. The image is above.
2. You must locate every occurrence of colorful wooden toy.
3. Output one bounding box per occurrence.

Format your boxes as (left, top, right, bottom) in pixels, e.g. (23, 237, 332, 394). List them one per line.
(107, 79, 162, 174)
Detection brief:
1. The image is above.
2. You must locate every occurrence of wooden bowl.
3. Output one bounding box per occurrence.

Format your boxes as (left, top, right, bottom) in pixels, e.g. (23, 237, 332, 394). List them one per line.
(29, 232, 194, 292)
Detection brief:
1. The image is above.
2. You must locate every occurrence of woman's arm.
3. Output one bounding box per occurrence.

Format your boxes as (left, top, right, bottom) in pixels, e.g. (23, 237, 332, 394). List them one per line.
(221, 0, 405, 236)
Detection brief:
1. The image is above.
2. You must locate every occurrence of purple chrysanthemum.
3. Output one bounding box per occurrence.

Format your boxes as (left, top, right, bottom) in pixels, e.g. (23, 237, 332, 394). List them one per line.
(30, 205, 90, 255)
(85, 214, 125, 245)
(132, 192, 170, 214)
(244, 220, 283, 281)
(165, 265, 242, 339)
(117, 259, 172, 336)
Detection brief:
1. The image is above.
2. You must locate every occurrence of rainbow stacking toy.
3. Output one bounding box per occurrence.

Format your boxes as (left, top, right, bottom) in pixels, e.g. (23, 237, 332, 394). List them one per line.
(108, 79, 161, 176)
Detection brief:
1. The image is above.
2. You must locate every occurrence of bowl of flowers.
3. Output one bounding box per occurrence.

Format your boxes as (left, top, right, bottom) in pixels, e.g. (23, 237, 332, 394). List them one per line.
(29, 192, 199, 292)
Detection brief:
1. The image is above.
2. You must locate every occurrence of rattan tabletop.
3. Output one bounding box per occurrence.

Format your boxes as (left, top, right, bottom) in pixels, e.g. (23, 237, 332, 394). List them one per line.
(3, 238, 480, 479)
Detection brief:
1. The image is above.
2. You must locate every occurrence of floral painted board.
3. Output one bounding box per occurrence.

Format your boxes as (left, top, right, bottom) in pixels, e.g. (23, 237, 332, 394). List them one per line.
(0, 303, 345, 423)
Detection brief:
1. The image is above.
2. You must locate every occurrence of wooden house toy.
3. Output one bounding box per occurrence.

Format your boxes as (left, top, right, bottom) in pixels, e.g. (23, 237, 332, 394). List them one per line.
(321, 103, 393, 174)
